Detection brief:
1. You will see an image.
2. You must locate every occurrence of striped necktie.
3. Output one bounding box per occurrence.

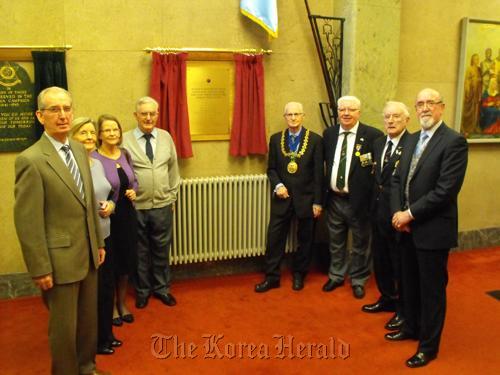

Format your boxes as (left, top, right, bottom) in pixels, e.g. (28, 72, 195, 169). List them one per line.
(405, 132, 429, 204)
(382, 140, 393, 169)
(336, 131, 350, 190)
(61, 145, 85, 200)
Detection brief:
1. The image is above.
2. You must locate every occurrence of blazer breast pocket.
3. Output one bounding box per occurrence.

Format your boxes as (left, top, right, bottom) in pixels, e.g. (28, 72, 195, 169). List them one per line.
(47, 235, 71, 249)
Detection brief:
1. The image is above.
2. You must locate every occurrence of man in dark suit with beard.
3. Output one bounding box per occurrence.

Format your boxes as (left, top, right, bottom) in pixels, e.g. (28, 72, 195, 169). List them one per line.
(255, 102, 323, 292)
(322, 95, 383, 298)
(387, 88, 468, 368)
(362, 101, 410, 331)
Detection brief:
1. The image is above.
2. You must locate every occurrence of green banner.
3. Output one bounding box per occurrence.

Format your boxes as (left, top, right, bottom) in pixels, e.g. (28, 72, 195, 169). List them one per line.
(0, 61, 36, 152)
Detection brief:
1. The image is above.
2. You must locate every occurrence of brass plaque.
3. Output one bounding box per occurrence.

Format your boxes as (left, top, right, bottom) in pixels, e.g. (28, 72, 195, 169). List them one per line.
(186, 61, 234, 141)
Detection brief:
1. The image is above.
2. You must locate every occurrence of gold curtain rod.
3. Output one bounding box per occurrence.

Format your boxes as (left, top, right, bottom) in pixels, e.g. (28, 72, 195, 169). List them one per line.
(0, 45, 72, 50)
(0, 45, 72, 61)
(144, 47, 272, 55)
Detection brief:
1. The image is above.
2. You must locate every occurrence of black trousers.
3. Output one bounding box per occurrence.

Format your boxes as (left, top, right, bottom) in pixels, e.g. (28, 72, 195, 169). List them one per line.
(264, 206, 315, 281)
(400, 233, 449, 355)
(371, 222, 403, 314)
(97, 236, 115, 347)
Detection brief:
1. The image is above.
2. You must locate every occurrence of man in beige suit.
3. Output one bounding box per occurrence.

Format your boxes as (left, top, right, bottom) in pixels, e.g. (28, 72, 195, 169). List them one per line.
(14, 87, 109, 375)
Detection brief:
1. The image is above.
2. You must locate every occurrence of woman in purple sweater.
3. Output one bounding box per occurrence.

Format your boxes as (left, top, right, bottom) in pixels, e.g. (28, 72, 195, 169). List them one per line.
(71, 117, 122, 355)
(93, 114, 138, 327)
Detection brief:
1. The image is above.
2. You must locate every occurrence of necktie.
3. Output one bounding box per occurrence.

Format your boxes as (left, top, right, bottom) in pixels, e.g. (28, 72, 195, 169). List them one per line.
(144, 133, 154, 163)
(382, 140, 393, 168)
(336, 131, 350, 190)
(61, 145, 85, 200)
(405, 132, 429, 203)
(288, 133, 298, 152)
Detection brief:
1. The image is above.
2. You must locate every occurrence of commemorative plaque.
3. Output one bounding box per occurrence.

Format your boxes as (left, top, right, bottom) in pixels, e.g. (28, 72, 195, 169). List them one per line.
(0, 61, 35, 152)
(186, 60, 234, 141)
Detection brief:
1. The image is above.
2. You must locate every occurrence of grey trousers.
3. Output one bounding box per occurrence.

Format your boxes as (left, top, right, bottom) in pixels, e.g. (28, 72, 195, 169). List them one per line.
(135, 205, 173, 298)
(43, 265, 97, 375)
(326, 194, 371, 286)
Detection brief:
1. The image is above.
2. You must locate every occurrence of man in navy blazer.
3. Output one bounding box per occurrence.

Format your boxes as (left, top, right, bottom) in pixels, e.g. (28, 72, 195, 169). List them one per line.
(387, 88, 468, 368)
(322, 96, 383, 298)
(362, 101, 410, 331)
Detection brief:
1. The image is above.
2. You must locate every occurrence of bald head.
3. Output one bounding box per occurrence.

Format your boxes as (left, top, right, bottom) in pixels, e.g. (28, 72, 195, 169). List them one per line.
(416, 88, 443, 103)
(283, 102, 304, 115)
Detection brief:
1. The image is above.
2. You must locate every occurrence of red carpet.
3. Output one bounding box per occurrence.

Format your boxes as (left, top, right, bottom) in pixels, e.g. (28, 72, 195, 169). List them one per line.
(1, 247, 499, 374)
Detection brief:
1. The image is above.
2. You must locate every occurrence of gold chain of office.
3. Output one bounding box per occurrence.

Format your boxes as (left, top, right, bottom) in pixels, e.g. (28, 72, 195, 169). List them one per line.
(280, 129, 310, 174)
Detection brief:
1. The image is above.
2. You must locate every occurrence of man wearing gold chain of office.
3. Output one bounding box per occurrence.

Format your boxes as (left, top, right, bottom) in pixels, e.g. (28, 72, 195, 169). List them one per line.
(255, 102, 324, 293)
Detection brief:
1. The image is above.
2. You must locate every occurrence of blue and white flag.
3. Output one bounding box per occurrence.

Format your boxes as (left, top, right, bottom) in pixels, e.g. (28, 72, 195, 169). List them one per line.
(240, 0, 278, 38)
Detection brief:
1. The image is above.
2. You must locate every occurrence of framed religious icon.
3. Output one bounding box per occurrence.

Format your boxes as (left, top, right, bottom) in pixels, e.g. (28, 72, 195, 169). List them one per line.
(455, 18, 500, 143)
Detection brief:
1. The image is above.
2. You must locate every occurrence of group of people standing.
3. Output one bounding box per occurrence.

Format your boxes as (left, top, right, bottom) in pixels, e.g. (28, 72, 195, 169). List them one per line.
(255, 89, 468, 368)
(13, 85, 468, 373)
(14, 87, 179, 375)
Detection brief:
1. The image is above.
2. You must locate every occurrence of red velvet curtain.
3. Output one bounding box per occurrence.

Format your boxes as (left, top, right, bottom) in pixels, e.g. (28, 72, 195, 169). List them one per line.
(230, 54, 268, 156)
(150, 52, 193, 158)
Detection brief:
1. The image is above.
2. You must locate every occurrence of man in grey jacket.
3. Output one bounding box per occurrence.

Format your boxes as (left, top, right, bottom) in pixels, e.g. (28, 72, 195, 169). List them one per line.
(122, 96, 180, 309)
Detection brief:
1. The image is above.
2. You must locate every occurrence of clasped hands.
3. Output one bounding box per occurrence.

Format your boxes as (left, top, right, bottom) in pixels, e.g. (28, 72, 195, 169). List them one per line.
(98, 200, 115, 218)
(392, 210, 412, 232)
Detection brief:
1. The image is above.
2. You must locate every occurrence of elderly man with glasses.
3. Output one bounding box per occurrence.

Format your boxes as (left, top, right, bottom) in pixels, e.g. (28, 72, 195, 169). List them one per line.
(122, 96, 180, 309)
(387, 88, 468, 368)
(255, 102, 323, 293)
(14, 86, 108, 375)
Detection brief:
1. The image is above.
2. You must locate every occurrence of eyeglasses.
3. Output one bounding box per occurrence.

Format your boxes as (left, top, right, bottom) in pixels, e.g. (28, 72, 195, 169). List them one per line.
(41, 106, 72, 115)
(415, 100, 442, 110)
(285, 113, 303, 118)
(100, 128, 120, 134)
(337, 107, 359, 113)
(138, 111, 158, 118)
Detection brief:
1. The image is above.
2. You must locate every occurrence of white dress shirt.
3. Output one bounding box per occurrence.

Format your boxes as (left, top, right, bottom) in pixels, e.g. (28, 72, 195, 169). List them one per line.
(330, 122, 359, 193)
(133, 127, 159, 156)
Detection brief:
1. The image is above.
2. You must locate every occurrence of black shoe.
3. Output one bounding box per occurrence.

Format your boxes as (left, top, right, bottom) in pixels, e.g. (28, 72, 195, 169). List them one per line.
(121, 313, 134, 323)
(322, 279, 344, 292)
(135, 296, 149, 309)
(112, 317, 122, 326)
(255, 279, 280, 293)
(406, 352, 437, 368)
(292, 275, 304, 291)
(110, 339, 122, 348)
(97, 346, 115, 355)
(155, 293, 177, 306)
(385, 313, 404, 330)
(385, 330, 416, 341)
(352, 285, 365, 299)
(362, 300, 396, 313)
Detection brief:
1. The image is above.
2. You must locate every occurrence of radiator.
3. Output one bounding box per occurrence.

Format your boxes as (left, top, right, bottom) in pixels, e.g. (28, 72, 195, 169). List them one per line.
(171, 174, 296, 265)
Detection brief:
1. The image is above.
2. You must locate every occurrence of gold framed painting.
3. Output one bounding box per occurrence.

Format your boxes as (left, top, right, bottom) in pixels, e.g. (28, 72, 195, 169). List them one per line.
(455, 18, 499, 143)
